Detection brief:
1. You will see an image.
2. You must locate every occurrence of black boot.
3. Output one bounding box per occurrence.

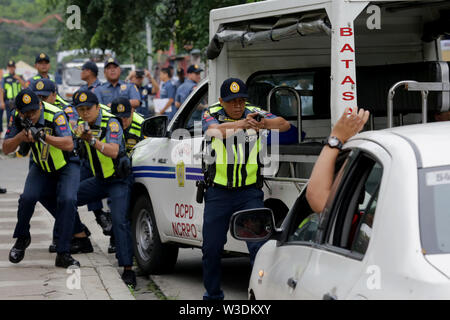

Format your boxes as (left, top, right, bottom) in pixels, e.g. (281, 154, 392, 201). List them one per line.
(55, 253, 80, 268)
(94, 210, 113, 236)
(0, 187, 6, 194)
(122, 269, 136, 289)
(70, 237, 94, 254)
(9, 237, 31, 263)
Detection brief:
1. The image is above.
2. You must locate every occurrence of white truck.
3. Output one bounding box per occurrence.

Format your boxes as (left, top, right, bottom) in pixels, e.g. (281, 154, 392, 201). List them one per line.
(130, 0, 450, 276)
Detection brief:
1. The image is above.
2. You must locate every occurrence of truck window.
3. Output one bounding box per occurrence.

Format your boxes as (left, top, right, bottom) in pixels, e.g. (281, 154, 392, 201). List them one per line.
(247, 71, 315, 118)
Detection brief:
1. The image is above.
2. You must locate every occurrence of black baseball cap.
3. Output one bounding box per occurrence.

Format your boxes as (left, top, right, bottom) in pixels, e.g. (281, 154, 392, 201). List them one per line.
(35, 53, 50, 63)
(111, 97, 132, 118)
(220, 78, 248, 102)
(15, 89, 41, 113)
(104, 57, 119, 68)
(32, 78, 56, 97)
(81, 61, 98, 76)
(73, 90, 99, 108)
(187, 64, 203, 74)
(7, 60, 15, 67)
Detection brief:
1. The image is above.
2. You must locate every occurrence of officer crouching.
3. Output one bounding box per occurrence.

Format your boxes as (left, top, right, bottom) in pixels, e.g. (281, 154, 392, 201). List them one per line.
(200, 78, 291, 300)
(71, 90, 136, 288)
(2, 88, 80, 268)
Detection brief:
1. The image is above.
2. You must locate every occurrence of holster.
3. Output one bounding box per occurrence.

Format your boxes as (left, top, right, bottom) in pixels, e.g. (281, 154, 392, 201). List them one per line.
(196, 180, 206, 204)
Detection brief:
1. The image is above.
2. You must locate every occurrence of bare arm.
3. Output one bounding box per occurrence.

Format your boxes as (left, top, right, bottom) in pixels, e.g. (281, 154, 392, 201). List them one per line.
(306, 107, 370, 213)
(2, 130, 31, 155)
(44, 135, 73, 152)
(93, 140, 119, 159)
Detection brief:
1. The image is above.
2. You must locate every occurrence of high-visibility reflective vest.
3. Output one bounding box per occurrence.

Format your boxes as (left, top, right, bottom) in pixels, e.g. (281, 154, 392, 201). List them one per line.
(27, 102, 71, 172)
(124, 112, 145, 154)
(78, 110, 120, 179)
(3, 73, 22, 100)
(204, 102, 264, 188)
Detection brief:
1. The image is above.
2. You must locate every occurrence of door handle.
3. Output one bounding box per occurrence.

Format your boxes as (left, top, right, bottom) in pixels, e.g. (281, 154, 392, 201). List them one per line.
(158, 158, 167, 164)
(323, 292, 337, 300)
(287, 277, 297, 289)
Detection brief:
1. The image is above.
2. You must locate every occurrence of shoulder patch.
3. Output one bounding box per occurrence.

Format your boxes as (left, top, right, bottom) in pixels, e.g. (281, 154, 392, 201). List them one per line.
(55, 114, 66, 126)
(64, 106, 73, 114)
(109, 121, 120, 133)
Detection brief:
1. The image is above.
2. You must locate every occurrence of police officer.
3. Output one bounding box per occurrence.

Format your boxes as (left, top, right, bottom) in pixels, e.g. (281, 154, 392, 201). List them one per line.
(2, 88, 80, 268)
(1, 60, 26, 135)
(30, 53, 68, 108)
(175, 64, 202, 109)
(158, 67, 177, 119)
(72, 90, 136, 288)
(79, 61, 102, 92)
(94, 58, 140, 109)
(30, 53, 54, 84)
(127, 69, 159, 118)
(108, 97, 145, 253)
(200, 78, 291, 300)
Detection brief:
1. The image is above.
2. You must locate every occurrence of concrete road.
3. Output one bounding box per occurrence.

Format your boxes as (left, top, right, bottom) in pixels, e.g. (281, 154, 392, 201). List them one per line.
(0, 152, 251, 300)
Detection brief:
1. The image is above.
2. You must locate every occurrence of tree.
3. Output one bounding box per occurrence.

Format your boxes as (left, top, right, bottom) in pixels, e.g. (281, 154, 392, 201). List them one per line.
(45, 0, 262, 65)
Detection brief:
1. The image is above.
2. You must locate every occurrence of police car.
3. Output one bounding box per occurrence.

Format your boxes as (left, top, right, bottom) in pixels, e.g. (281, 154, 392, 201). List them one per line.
(130, 0, 450, 277)
(231, 122, 450, 299)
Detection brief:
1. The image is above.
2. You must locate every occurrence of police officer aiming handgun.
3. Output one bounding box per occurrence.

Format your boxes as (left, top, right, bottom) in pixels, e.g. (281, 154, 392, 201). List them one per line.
(71, 90, 136, 288)
(200, 78, 291, 300)
(3, 88, 81, 268)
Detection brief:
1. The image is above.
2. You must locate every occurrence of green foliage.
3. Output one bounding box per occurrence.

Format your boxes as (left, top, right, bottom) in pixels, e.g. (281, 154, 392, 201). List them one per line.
(43, 0, 264, 65)
(0, 0, 60, 71)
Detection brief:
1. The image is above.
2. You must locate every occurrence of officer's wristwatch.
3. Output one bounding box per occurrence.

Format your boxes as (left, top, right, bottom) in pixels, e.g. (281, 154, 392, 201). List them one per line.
(326, 136, 343, 150)
(89, 137, 97, 147)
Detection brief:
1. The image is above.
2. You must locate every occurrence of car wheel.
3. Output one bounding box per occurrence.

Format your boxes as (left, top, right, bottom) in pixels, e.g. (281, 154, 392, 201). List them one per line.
(131, 194, 179, 274)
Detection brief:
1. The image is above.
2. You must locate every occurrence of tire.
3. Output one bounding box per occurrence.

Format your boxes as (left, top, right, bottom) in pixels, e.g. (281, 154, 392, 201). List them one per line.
(131, 194, 179, 274)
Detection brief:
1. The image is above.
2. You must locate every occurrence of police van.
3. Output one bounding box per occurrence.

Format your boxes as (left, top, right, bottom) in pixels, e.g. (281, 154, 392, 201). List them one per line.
(130, 0, 450, 275)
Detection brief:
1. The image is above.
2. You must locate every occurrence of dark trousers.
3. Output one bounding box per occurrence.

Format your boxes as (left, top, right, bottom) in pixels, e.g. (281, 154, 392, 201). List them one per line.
(13, 161, 80, 253)
(202, 186, 266, 300)
(73, 176, 133, 266)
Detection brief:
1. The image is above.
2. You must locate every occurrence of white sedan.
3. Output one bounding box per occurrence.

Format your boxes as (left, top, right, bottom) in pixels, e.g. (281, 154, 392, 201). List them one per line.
(231, 122, 450, 299)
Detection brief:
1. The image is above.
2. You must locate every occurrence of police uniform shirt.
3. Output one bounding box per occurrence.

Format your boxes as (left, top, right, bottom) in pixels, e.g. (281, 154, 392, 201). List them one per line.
(92, 109, 126, 153)
(94, 80, 140, 106)
(175, 79, 197, 106)
(79, 78, 102, 92)
(1, 74, 23, 100)
(64, 105, 79, 123)
(160, 80, 176, 111)
(5, 106, 72, 140)
(202, 105, 277, 133)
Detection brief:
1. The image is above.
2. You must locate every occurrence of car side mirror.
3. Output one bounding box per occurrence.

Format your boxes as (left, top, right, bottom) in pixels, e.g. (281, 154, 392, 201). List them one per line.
(230, 208, 277, 242)
(142, 115, 168, 137)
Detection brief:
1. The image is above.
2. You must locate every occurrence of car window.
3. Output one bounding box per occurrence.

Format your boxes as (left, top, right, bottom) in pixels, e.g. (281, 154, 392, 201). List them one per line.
(185, 92, 208, 135)
(326, 153, 383, 257)
(286, 150, 351, 244)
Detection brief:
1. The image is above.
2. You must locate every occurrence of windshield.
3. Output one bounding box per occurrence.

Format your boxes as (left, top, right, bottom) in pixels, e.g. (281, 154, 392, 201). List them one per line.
(63, 67, 85, 86)
(419, 166, 450, 254)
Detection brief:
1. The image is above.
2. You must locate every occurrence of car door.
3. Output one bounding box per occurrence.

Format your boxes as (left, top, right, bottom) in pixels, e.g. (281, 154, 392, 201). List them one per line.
(157, 81, 208, 244)
(297, 143, 389, 300)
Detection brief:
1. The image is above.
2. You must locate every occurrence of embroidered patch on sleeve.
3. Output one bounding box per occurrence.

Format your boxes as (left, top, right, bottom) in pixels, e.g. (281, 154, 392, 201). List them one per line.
(55, 115, 67, 126)
(109, 121, 120, 133)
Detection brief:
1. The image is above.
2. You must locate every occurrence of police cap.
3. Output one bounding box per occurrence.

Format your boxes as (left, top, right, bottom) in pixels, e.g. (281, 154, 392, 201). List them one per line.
(104, 57, 120, 68)
(7, 60, 15, 67)
(15, 89, 41, 113)
(187, 64, 203, 74)
(111, 97, 132, 118)
(81, 61, 98, 76)
(32, 78, 56, 97)
(73, 90, 99, 108)
(35, 53, 50, 63)
(220, 78, 248, 102)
